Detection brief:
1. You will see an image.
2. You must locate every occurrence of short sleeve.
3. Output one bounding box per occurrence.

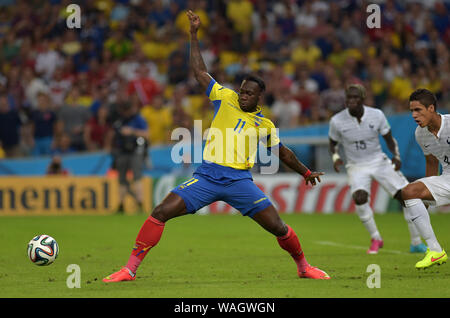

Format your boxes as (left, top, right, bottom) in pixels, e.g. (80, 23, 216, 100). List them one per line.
(328, 118, 341, 142)
(205, 78, 235, 101)
(378, 111, 391, 136)
(260, 119, 280, 149)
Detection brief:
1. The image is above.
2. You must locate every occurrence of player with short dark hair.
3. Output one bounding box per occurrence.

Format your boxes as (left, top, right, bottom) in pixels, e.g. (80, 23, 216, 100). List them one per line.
(103, 10, 330, 283)
(402, 88, 448, 269)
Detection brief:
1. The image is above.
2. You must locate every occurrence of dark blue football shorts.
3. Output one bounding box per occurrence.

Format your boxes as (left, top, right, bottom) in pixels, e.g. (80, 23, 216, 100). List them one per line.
(171, 172, 272, 218)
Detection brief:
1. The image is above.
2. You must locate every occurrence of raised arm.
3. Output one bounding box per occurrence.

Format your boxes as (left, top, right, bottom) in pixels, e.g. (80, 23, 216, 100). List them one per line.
(278, 144, 324, 186)
(382, 130, 401, 170)
(187, 10, 212, 91)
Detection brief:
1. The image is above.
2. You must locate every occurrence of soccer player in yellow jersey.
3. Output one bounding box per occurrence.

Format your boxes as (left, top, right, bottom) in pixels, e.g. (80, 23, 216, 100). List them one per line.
(103, 10, 330, 283)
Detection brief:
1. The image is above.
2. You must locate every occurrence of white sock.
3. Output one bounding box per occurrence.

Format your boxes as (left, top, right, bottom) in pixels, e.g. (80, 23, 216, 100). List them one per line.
(407, 220, 423, 246)
(404, 199, 442, 252)
(403, 208, 423, 245)
(356, 203, 382, 241)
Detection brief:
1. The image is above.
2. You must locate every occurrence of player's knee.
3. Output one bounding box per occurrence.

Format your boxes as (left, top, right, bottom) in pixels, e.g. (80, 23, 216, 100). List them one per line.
(277, 222, 289, 237)
(401, 183, 422, 201)
(271, 223, 288, 237)
(393, 190, 405, 207)
(352, 190, 368, 205)
(151, 203, 171, 223)
(263, 220, 287, 237)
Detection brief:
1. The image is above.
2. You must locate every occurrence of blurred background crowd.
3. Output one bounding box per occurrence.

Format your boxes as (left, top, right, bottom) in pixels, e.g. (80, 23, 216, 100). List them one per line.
(0, 0, 449, 159)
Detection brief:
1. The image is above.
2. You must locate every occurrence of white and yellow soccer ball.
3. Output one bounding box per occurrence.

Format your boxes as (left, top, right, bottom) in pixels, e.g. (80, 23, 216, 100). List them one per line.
(27, 235, 59, 266)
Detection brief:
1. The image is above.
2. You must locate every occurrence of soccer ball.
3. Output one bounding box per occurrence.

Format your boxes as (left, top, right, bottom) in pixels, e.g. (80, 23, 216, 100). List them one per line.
(27, 235, 59, 266)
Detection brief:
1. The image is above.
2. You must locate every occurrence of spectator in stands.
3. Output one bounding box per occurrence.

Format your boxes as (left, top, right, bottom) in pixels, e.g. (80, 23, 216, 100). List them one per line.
(65, 74, 94, 108)
(46, 155, 70, 175)
(319, 76, 346, 117)
(327, 39, 348, 70)
(30, 92, 56, 156)
(89, 82, 110, 114)
(170, 84, 193, 131)
(56, 86, 92, 151)
(48, 67, 72, 108)
(2, 31, 20, 62)
(60, 29, 82, 57)
(208, 14, 232, 53)
(226, 0, 254, 52)
(293, 67, 319, 95)
(83, 104, 110, 151)
(51, 132, 75, 155)
(149, 0, 174, 28)
(251, 2, 276, 46)
(104, 29, 133, 60)
(140, 94, 173, 146)
(336, 16, 363, 49)
(0, 92, 22, 157)
(5, 65, 25, 110)
(432, 2, 450, 36)
(167, 48, 190, 86)
(34, 37, 64, 81)
(22, 68, 48, 109)
(295, 1, 317, 30)
(127, 63, 161, 107)
(368, 60, 389, 107)
(261, 25, 289, 62)
(271, 86, 302, 129)
(292, 35, 322, 68)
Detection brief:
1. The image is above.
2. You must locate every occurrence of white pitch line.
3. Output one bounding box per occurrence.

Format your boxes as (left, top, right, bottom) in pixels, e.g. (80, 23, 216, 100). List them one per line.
(315, 240, 410, 255)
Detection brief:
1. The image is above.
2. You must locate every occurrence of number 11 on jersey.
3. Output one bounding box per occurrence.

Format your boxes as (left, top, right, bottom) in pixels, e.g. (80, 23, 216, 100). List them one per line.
(234, 118, 246, 133)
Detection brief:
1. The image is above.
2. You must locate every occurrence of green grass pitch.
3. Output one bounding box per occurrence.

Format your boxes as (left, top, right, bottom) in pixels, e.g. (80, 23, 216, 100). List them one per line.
(1, 212, 450, 298)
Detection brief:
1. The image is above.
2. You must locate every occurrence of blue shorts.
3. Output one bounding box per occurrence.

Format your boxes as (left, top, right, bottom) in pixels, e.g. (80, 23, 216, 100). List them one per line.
(171, 173, 272, 218)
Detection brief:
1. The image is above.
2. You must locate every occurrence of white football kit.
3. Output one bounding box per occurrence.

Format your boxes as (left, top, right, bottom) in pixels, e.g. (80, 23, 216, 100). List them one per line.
(414, 114, 450, 206)
(329, 106, 408, 196)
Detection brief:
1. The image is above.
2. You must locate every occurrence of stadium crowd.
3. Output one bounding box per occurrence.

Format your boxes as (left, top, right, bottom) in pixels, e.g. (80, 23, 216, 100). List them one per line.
(0, 0, 449, 158)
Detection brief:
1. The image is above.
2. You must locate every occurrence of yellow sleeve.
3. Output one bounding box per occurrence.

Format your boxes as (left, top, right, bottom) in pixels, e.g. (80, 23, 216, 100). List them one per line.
(260, 119, 280, 148)
(205, 78, 235, 101)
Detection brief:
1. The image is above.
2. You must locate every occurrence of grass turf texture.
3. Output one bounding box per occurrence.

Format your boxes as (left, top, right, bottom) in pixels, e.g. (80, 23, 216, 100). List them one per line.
(1, 213, 450, 298)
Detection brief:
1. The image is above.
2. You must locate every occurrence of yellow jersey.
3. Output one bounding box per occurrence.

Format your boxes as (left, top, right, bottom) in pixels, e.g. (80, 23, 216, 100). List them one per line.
(203, 78, 280, 170)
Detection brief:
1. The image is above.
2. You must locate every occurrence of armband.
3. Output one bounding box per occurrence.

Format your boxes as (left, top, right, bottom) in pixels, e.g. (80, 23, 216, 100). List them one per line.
(303, 169, 312, 178)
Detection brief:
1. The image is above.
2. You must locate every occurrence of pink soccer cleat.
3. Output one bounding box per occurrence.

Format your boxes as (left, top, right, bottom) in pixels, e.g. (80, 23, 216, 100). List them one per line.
(298, 265, 331, 279)
(103, 267, 136, 283)
(367, 239, 384, 254)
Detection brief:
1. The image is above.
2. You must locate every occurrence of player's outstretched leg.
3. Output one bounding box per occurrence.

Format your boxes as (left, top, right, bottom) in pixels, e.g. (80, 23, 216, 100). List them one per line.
(103, 193, 187, 282)
(251, 206, 330, 280)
